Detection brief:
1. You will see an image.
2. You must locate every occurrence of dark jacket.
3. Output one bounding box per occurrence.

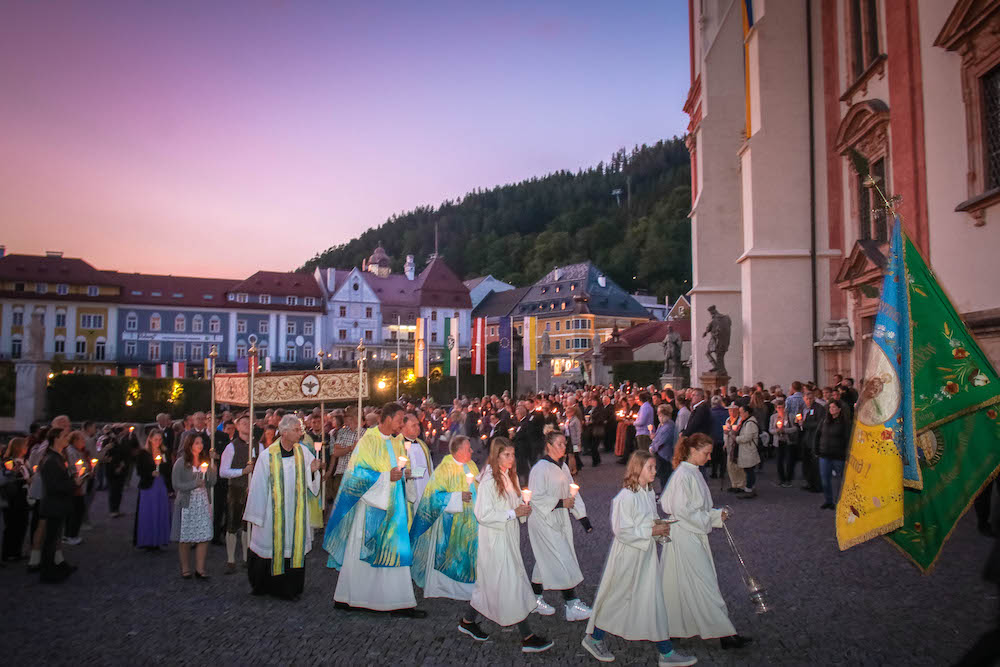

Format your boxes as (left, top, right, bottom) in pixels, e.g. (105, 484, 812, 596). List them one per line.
(709, 406, 728, 444)
(800, 402, 827, 453)
(135, 449, 170, 490)
(683, 400, 712, 438)
(817, 413, 850, 460)
(39, 448, 75, 519)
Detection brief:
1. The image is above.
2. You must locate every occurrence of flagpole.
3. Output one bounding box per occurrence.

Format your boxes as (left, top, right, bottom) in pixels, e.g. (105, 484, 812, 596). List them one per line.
(317, 350, 326, 518)
(456, 349, 460, 401)
(396, 315, 401, 401)
(357, 339, 365, 425)
(209, 345, 217, 469)
(483, 321, 488, 399)
(509, 316, 514, 399)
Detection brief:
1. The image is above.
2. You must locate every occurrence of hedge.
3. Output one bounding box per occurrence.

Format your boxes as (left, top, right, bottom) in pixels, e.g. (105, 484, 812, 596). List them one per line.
(47, 375, 211, 422)
(611, 361, 666, 388)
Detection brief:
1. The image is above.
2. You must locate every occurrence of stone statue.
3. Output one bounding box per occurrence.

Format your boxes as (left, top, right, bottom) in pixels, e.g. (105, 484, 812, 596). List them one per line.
(541, 330, 551, 355)
(25, 311, 45, 361)
(662, 323, 682, 376)
(703, 305, 731, 375)
(591, 330, 601, 355)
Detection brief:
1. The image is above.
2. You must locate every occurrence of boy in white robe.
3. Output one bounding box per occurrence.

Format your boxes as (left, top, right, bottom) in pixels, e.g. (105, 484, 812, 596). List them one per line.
(323, 403, 426, 618)
(582, 451, 698, 666)
(526, 432, 593, 620)
(243, 415, 322, 600)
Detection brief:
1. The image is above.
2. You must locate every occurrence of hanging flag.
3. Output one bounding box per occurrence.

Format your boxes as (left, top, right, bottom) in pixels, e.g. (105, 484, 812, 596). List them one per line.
(171, 361, 186, 378)
(498, 317, 512, 374)
(471, 317, 486, 375)
(124, 368, 139, 378)
(156, 364, 168, 378)
(204, 358, 212, 379)
(443, 317, 459, 377)
(837, 217, 1000, 572)
(523, 316, 537, 371)
(415, 317, 428, 378)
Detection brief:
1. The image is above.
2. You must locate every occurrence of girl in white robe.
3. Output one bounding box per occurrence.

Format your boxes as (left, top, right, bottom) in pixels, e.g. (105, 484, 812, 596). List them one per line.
(659, 433, 752, 650)
(527, 432, 593, 621)
(460, 438, 554, 654)
(582, 451, 698, 666)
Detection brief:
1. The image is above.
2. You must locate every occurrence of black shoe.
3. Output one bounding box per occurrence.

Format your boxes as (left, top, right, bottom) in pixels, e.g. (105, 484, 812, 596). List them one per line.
(522, 634, 554, 653)
(720, 635, 753, 649)
(194, 571, 211, 580)
(821, 503, 835, 510)
(978, 523, 996, 537)
(738, 490, 757, 499)
(727, 487, 744, 494)
(390, 607, 427, 619)
(709, 473, 718, 479)
(458, 619, 489, 641)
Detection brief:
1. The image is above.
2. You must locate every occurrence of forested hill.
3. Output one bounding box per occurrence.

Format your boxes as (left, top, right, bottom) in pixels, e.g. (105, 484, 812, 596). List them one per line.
(302, 138, 692, 299)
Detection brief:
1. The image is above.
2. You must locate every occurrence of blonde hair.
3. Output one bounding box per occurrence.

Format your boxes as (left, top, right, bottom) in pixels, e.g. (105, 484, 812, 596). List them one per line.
(486, 437, 520, 498)
(672, 432, 713, 469)
(623, 450, 652, 492)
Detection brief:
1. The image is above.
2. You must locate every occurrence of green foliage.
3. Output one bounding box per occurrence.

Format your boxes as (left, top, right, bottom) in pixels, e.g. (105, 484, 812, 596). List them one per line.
(611, 361, 665, 388)
(302, 140, 692, 299)
(47, 375, 210, 422)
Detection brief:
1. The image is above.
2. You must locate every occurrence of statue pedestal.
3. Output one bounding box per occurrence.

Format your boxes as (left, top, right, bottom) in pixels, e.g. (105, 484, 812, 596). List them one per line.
(520, 354, 553, 396)
(15, 360, 50, 433)
(699, 372, 730, 395)
(659, 374, 686, 391)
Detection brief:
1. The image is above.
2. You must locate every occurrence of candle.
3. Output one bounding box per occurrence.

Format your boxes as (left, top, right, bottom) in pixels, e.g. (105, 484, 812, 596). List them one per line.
(521, 488, 532, 504)
(480, 434, 487, 440)
(776, 419, 783, 429)
(199, 462, 209, 475)
(466, 472, 474, 487)
(724, 424, 730, 431)
(32, 465, 37, 473)
(569, 483, 579, 497)
(3, 461, 12, 471)
(155, 455, 162, 464)
(397, 456, 408, 469)
(90, 458, 98, 467)
(796, 413, 803, 423)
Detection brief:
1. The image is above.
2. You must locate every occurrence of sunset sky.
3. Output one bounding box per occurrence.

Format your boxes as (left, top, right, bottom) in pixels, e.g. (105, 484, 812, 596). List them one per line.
(1, 1, 690, 279)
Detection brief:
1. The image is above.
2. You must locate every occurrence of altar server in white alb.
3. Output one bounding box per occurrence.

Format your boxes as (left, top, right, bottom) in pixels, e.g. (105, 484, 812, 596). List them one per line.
(582, 451, 698, 666)
(323, 403, 426, 618)
(527, 431, 593, 620)
(459, 438, 553, 654)
(243, 415, 322, 600)
(659, 433, 752, 650)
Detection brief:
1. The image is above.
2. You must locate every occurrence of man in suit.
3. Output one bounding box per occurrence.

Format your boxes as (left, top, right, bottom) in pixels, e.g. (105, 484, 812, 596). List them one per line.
(798, 389, 825, 493)
(511, 406, 534, 484)
(682, 388, 712, 438)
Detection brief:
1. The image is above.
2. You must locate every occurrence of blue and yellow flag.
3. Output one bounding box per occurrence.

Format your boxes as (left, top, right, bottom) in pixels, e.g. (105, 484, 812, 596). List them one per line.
(838, 217, 1000, 571)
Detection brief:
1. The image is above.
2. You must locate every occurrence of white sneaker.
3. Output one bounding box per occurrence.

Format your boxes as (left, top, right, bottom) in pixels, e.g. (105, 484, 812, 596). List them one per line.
(532, 595, 556, 616)
(62, 536, 82, 546)
(658, 650, 698, 666)
(565, 598, 592, 622)
(581, 635, 615, 662)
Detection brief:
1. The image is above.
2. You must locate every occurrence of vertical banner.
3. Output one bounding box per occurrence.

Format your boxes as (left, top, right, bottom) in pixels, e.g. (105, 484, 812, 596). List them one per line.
(471, 318, 486, 375)
(498, 317, 511, 374)
(523, 316, 537, 371)
(172, 361, 186, 378)
(445, 317, 459, 377)
(415, 317, 428, 378)
(156, 363, 168, 378)
(204, 358, 212, 379)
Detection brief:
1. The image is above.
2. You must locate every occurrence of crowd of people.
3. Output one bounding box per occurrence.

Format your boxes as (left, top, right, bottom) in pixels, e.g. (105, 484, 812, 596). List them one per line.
(4, 372, 995, 662)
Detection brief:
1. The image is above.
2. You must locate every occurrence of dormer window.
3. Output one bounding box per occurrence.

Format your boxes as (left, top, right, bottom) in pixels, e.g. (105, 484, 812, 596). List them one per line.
(304, 297, 315, 307)
(36, 283, 48, 294)
(287, 296, 298, 306)
(87, 286, 99, 297)
(236, 293, 248, 303)
(259, 294, 271, 304)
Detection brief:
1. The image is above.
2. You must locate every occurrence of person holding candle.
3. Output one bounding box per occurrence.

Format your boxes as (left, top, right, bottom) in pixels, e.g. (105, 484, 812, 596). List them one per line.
(768, 397, 797, 488)
(659, 433, 751, 650)
(244, 414, 322, 600)
(61, 431, 89, 546)
(565, 405, 584, 476)
(219, 413, 255, 573)
(324, 402, 425, 617)
(37, 427, 81, 583)
(2, 438, 31, 562)
(461, 437, 552, 653)
(171, 433, 217, 579)
(582, 451, 697, 666)
(133, 429, 171, 552)
(733, 405, 761, 499)
(400, 414, 434, 510)
(409, 435, 479, 601)
(527, 431, 593, 621)
(722, 403, 746, 493)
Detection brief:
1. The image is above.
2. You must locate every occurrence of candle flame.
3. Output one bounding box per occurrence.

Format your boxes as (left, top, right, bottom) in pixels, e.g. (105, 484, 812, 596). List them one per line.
(521, 489, 532, 503)
(569, 483, 580, 497)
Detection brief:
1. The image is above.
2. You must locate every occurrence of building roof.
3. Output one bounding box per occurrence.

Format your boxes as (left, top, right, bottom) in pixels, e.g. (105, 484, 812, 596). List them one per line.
(110, 272, 237, 308)
(367, 245, 391, 268)
(463, 276, 488, 290)
(514, 261, 649, 319)
(0, 253, 114, 287)
(229, 270, 323, 298)
(472, 287, 532, 319)
(415, 257, 473, 308)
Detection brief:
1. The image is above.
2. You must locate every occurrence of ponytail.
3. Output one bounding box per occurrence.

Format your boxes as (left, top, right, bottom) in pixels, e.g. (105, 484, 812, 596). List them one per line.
(672, 432, 712, 469)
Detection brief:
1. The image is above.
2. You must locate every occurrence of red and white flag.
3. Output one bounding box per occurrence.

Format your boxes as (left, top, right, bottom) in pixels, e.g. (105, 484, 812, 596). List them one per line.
(172, 361, 186, 378)
(156, 364, 168, 378)
(471, 317, 486, 375)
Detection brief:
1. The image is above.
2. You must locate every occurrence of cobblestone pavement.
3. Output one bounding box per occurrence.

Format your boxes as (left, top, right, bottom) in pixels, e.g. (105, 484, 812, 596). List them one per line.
(4, 454, 995, 666)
